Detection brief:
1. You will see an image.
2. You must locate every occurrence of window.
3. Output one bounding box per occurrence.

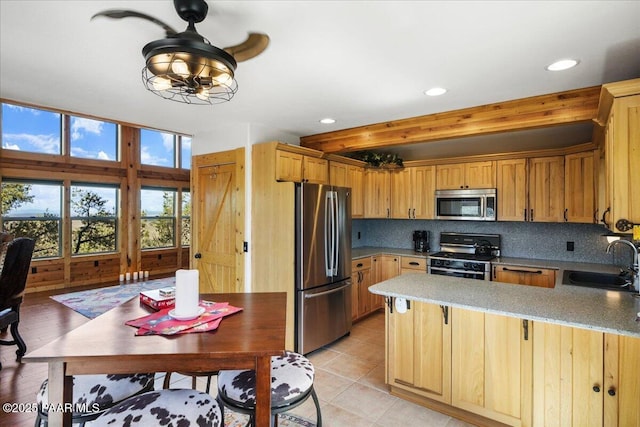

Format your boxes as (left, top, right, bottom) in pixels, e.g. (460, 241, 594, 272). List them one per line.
(141, 188, 175, 249)
(1, 103, 62, 154)
(70, 184, 118, 255)
(140, 129, 175, 167)
(181, 189, 191, 247)
(181, 136, 192, 170)
(70, 116, 118, 161)
(1, 180, 62, 258)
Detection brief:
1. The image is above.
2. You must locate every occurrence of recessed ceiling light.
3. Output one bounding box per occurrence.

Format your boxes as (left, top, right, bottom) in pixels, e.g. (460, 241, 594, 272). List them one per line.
(546, 59, 579, 71)
(424, 87, 447, 96)
(319, 118, 336, 124)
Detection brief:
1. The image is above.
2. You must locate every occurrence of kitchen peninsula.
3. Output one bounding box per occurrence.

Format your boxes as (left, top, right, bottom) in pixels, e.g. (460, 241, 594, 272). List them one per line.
(370, 274, 640, 427)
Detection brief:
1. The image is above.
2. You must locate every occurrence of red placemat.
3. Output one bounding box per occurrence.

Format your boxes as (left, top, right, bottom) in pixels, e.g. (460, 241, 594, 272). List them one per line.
(126, 300, 243, 336)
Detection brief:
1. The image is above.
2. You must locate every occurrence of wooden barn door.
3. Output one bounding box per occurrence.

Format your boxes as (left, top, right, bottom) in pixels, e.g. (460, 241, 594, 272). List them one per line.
(192, 149, 245, 293)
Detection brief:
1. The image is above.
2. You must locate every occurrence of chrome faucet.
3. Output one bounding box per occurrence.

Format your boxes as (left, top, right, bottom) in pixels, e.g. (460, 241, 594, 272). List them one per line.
(606, 239, 639, 293)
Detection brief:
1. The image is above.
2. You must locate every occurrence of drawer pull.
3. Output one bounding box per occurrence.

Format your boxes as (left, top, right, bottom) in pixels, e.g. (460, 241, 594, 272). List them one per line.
(409, 262, 420, 266)
(503, 267, 543, 274)
(356, 263, 363, 268)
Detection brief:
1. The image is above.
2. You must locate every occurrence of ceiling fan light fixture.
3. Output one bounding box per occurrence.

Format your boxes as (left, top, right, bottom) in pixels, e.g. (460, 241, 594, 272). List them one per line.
(142, 36, 238, 105)
(546, 59, 579, 71)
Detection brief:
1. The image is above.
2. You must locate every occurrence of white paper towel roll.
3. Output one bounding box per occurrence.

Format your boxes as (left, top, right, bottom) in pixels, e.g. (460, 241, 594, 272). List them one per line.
(175, 269, 200, 316)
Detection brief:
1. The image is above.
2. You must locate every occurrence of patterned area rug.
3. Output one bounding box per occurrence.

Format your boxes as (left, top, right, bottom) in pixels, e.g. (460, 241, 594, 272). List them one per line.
(225, 411, 316, 427)
(50, 278, 175, 318)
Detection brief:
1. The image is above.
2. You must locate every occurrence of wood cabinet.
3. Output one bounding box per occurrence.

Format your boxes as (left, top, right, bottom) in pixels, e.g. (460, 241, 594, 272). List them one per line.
(436, 161, 495, 190)
(492, 264, 556, 288)
(528, 155, 565, 222)
(330, 160, 365, 218)
(532, 324, 640, 427)
(565, 151, 596, 223)
(274, 147, 328, 184)
(387, 301, 451, 403)
(400, 256, 427, 274)
(364, 169, 391, 218)
(451, 308, 532, 426)
(596, 80, 640, 232)
(390, 166, 436, 219)
(351, 257, 375, 321)
(496, 158, 527, 221)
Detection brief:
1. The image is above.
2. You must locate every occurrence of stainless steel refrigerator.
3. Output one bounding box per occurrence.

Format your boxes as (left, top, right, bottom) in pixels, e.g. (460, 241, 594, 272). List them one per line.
(295, 183, 352, 355)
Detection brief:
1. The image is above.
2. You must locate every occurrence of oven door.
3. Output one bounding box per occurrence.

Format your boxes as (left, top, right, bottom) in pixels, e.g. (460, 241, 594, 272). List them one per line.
(428, 266, 487, 280)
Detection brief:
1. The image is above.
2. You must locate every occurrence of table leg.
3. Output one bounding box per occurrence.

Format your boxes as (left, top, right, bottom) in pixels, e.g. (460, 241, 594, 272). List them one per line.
(47, 361, 73, 426)
(254, 355, 272, 427)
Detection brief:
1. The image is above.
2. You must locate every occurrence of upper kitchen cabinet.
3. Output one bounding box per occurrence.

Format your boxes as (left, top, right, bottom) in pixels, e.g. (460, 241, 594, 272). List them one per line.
(564, 151, 596, 223)
(329, 156, 365, 218)
(528, 156, 565, 222)
(497, 156, 565, 222)
(274, 144, 328, 184)
(390, 166, 436, 219)
(436, 161, 495, 190)
(364, 169, 391, 218)
(596, 79, 640, 232)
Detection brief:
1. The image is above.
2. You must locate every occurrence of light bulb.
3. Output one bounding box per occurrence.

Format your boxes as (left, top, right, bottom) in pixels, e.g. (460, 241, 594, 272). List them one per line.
(196, 88, 210, 101)
(152, 76, 172, 91)
(212, 71, 232, 86)
(171, 59, 190, 78)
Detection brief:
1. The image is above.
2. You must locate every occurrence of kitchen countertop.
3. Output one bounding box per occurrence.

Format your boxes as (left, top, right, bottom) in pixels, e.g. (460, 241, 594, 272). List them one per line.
(369, 273, 640, 338)
(352, 246, 430, 259)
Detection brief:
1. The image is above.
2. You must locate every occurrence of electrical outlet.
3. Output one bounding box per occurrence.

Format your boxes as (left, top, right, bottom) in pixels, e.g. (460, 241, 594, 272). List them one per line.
(357, 232, 361, 239)
(567, 241, 574, 251)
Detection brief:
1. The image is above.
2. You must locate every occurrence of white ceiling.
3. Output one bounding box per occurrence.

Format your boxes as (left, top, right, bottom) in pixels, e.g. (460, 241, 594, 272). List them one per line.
(1, 1, 639, 160)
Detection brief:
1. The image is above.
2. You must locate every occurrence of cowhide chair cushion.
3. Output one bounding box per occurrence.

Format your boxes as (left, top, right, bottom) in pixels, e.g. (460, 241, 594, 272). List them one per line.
(90, 389, 222, 427)
(36, 373, 155, 415)
(217, 350, 315, 408)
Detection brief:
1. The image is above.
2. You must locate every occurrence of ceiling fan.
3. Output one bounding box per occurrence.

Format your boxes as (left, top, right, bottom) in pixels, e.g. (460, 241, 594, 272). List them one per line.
(92, 0, 270, 104)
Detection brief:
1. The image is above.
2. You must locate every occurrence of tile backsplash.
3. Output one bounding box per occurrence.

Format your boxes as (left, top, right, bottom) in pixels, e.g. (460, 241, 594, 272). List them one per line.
(352, 219, 625, 265)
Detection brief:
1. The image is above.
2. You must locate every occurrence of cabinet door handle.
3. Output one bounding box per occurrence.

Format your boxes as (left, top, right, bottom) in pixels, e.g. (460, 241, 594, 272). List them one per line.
(601, 207, 610, 228)
(593, 208, 598, 224)
(356, 263, 363, 268)
(440, 305, 449, 325)
(408, 208, 411, 218)
(522, 319, 529, 341)
(593, 385, 601, 393)
(530, 209, 534, 221)
(387, 208, 390, 218)
(564, 208, 568, 222)
(412, 208, 416, 219)
(608, 388, 616, 396)
(524, 209, 528, 221)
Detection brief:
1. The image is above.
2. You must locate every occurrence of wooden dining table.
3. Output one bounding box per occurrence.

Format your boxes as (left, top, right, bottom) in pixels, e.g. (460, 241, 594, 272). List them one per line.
(23, 292, 287, 427)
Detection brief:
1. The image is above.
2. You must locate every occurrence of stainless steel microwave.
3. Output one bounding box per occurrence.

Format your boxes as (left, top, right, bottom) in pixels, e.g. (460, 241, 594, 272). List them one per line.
(435, 188, 496, 221)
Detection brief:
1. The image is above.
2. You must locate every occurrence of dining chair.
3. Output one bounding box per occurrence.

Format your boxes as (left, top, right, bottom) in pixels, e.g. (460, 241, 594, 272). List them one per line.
(35, 373, 156, 426)
(90, 388, 223, 427)
(0, 237, 35, 370)
(217, 350, 322, 427)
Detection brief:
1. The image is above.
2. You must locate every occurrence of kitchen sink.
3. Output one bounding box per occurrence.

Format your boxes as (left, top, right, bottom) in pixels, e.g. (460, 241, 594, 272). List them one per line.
(562, 270, 633, 292)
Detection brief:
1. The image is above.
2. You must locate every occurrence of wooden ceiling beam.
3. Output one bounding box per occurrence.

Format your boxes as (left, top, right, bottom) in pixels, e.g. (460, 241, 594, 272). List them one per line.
(300, 86, 601, 154)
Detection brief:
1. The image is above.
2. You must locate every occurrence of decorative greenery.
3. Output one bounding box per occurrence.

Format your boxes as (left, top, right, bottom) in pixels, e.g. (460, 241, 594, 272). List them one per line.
(347, 151, 404, 168)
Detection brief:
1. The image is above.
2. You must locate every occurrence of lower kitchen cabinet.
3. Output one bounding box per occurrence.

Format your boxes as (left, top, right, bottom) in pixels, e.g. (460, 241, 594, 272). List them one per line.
(493, 264, 556, 288)
(351, 257, 376, 321)
(451, 308, 532, 426)
(387, 300, 451, 403)
(533, 323, 640, 427)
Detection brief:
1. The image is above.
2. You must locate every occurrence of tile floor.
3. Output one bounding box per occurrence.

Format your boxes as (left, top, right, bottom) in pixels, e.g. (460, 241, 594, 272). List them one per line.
(161, 311, 474, 427)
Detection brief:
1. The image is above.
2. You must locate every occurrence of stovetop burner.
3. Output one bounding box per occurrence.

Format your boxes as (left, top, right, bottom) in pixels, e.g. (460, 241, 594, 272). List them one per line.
(429, 252, 495, 262)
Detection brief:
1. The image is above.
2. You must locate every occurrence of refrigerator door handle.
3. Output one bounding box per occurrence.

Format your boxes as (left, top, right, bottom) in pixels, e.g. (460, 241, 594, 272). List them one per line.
(333, 191, 339, 276)
(304, 281, 351, 299)
(325, 191, 333, 277)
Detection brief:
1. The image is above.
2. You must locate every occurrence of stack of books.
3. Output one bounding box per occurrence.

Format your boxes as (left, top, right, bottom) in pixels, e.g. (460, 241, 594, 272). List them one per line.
(140, 287, 175, 310)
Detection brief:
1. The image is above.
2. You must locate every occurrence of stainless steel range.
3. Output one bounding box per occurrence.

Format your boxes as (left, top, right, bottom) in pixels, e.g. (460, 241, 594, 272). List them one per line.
(427, 233, 501, 281)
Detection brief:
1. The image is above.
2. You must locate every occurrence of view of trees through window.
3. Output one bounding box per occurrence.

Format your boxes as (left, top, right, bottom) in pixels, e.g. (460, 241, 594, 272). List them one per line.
(1, 102, 192, 262)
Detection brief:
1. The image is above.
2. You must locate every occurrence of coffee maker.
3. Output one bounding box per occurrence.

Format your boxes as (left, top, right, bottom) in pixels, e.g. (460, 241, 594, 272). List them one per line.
(413, 230, 430, 252)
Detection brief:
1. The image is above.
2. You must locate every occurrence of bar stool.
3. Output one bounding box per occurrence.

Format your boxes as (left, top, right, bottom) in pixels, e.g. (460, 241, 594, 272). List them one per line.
(34, 373, 155, 427)
(217, 351, 322, 427)
(163, 370, 217, 393)
(90, 388, 223, 426)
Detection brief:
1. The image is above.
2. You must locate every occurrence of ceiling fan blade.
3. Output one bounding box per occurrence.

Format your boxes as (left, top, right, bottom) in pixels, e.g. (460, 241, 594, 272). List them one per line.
(91, 9, 178, 37)
(224, 33, 270, 62)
